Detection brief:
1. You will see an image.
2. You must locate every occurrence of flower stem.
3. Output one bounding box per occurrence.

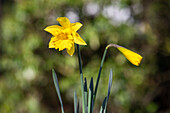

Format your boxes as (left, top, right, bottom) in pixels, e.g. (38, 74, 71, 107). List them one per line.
(93, 47, 108, 104)
(76, 44, 86, 113)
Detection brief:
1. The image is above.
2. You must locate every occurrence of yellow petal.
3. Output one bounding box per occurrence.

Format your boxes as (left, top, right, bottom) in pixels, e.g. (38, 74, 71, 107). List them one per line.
(74, 33, 87, 45)
(71, 22, 83, 31)
(49, 38, 55, 48)
(62, 28, 72, 35)
(55, 39, 73, 51)
(117, 47, 143, 66)
(67, 44, 75, 56)
(56, 17, 70, 27)
(44, 25, 62, 36)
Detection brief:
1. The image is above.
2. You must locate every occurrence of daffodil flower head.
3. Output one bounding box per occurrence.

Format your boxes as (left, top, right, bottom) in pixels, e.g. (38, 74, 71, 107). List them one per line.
(106, 44, 142, 66)
(117, 46, 143, 66)
(44, 17, 87, 56)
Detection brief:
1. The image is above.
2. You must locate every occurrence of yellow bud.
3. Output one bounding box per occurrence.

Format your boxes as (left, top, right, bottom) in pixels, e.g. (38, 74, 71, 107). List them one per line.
(117, 47, 143, 66)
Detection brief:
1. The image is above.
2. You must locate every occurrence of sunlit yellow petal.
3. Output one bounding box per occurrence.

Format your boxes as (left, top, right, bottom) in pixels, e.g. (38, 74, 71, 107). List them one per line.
(117, 47, 143, 66)
(56, 17, 70, 27)
(55, 39, 73, 51)
(49, 40, 55, 48)
(44, 25, 62, 36)
(62, 28, 72, 35)
(50, 36, 58, 41)
(74, 33, 87, 45)
(49, 36, 58, 48)
(71, 22, 82, 31)
(66, 44, 75, 56)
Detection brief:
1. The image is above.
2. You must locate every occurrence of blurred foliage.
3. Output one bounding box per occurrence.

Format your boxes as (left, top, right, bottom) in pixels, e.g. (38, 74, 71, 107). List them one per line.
(0, 0, 170, 113)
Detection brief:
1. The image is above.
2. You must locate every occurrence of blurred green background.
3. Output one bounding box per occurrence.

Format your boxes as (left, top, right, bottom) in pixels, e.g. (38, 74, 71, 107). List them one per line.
(0, 0, 170, 113)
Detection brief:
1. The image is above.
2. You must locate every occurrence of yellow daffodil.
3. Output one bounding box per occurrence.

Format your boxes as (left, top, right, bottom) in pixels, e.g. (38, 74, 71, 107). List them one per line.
(117, 46, 143, 66)
(44, 17, 87, 56)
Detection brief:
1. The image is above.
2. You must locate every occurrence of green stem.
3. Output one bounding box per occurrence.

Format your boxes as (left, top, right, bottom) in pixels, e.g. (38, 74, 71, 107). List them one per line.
(93, 48, 108, 104)
(93, 44, 119, 105)
(76, 44, 86, 113)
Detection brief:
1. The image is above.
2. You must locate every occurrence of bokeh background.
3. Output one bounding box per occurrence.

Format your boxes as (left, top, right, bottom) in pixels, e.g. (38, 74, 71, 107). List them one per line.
(0, 0, 170, 113)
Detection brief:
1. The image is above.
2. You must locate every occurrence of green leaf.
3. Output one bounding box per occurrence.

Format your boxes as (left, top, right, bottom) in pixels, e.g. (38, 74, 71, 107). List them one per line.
(74, 91, 78, 113)
(77, 101, 79, 113)
(99, 97, 107, 113)
(88, 77, 93, 113)
(77, 101, 80, 113)
(103, 69, 113, 113)
(84, 77, 88, 112)
(84, 77, 88, 92)
(107, 69, 113, 101)
(52, 69, 65, 113)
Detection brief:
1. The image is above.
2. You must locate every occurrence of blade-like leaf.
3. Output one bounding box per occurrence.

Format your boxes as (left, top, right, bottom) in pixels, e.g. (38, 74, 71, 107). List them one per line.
(99, 97, 107, 113)
(77, 100, 79, 113)
(84, 78, 88, 113)
(74, 91, 78, 113)
(107, 69, 113, 101)
(84, 77, 87, 92)
(103, 69, 113, 113)
(52, 69, 65, 113)
(88, 77, 93, 113)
